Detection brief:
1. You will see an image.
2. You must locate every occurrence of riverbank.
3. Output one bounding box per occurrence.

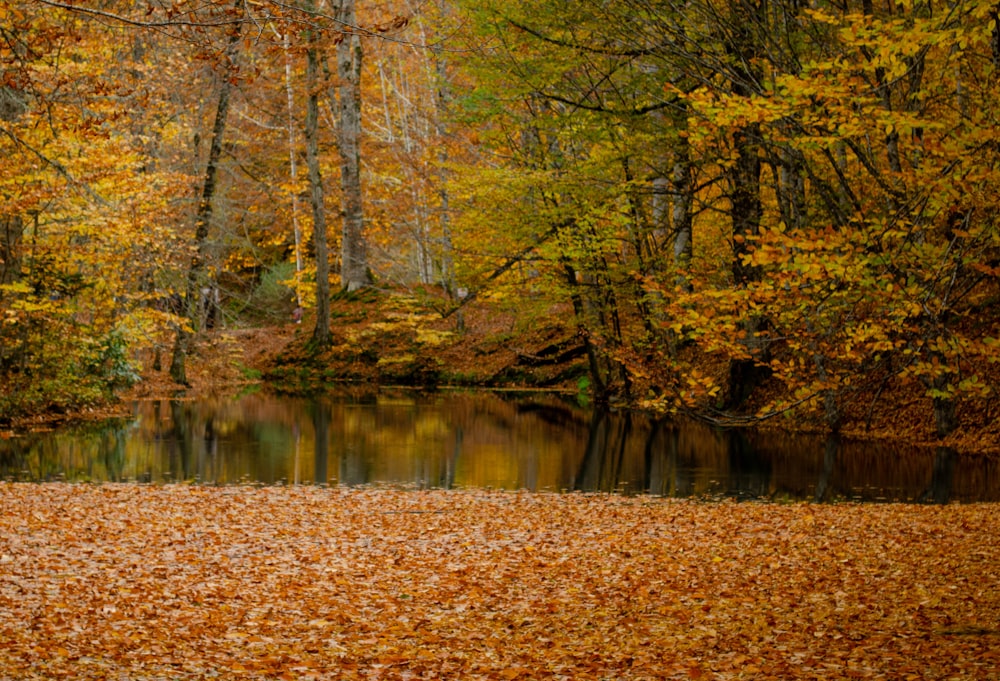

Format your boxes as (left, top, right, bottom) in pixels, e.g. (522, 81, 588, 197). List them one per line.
(6, 289, 999, 455)
(258, 291, 1000, 454)
(1, 484, 997, 680)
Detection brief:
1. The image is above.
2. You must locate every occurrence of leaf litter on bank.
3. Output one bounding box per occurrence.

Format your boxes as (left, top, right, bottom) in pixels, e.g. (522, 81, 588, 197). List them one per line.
(1, 484, 998, 679)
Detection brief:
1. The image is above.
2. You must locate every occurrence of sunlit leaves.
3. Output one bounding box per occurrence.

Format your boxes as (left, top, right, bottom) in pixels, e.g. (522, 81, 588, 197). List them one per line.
(2, 0, 998, 434)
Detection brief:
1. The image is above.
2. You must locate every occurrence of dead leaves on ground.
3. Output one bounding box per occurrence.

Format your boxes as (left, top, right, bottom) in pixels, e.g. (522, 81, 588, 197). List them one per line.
(1, 484, 998, 679)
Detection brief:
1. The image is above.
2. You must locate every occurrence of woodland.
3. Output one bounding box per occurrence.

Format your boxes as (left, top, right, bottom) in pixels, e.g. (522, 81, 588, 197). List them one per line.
(3, 4, 1000, 677)
(1, 0, 1000, 450)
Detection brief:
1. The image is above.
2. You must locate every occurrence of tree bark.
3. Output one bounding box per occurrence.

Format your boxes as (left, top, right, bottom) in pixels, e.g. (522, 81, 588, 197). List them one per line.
(723, 2, 769, 409)
(282, 29, 304, 311)
(335, 0, 371, 292)
(0, 214, 22, 290)
(305, 7, 332, 348)
(725, 120, 770, 408)
(432, 23, 456, 303)
(992, 5, 1000, 68)
(778, 140, 806, 232)
(671, 108, 694, 291)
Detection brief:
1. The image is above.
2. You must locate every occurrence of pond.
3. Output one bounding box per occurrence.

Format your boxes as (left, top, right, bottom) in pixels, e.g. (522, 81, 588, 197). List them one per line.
(1, 389, 997, 502)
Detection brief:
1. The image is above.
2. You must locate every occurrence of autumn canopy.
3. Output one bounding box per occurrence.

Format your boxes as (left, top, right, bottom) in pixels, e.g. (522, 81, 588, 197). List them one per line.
(0, 0, 998, 445)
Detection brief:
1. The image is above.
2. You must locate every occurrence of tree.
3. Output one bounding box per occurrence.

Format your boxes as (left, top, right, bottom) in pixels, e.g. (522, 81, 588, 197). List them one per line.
(170, 3, 244, 384)
(449, 0, 999, 434)
(335, 0, 372, 292)
(0, 4, 198, 412)
(304, 0, 333, 348)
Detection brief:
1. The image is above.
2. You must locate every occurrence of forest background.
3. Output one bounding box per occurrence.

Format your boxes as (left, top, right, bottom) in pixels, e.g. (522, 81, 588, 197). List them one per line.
(1, 0, 998, 452)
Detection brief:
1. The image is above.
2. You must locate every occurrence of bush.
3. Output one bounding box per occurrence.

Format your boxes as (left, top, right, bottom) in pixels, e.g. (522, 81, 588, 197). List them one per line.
(239, 261, 298, 324)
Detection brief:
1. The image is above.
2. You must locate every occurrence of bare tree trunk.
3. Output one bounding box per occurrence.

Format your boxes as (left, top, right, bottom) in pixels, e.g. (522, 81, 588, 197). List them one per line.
(305, 8, 332, 348)
(671, 107, 694, 292)
(336, 0, 371, 292)
(432, 25, 456, 303)
(282, 29, 304, 311)
(169, 18, 241, 385)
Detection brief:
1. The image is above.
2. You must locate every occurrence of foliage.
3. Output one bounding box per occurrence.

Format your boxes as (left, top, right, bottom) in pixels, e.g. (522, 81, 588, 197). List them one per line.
(86, 327, 142, 391)
(2, 0, 999, 439)
(447, 0, 1000, 435)
(1, 484, 998, 679)
(241, 261, 298, 324)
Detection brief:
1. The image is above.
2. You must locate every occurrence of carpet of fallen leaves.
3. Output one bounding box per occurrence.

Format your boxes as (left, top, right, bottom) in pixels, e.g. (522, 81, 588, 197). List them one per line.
(1, 485, 998, 680)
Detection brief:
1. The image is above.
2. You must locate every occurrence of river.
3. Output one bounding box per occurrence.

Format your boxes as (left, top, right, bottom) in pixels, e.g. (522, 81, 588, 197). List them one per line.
(1, 389, 997, 502)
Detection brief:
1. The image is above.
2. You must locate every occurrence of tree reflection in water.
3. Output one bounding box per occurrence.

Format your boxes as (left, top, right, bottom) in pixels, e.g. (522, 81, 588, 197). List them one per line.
(1, 390, 997, 503)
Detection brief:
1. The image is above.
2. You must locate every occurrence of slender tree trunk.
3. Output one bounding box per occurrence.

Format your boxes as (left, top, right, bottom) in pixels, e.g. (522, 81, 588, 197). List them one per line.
(730, 123, 763, 286)
(778, 138, 806, 232)
(282, 30, 304, 310)
(563, 263, 608, 398)
(0, 86, 25, 301)
(0, 214, 23, 372)
(651, 175, 670, 252)
(0, 215, 22, 290)
(620, 154, 657, 337)
(0, 88, 25, 302)
(671, 107, 694, 292)
(336, 0, 371, 291)
(305, 9, 332, 348)
(169, 18, 241, 385)
(432, 25, 456, 305)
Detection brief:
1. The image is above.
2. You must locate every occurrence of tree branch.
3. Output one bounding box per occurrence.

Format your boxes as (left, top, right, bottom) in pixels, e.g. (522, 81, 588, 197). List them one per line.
(33, 0, 246, 29)
(505, 17, 667, 57)
(441, 222, 564, 319)
(0, 124, 108, 206)
(535, 91, 679, 116)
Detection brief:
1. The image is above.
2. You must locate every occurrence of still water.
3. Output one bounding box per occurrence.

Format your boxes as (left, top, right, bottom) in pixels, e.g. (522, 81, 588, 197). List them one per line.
(2, 390, 997, 502)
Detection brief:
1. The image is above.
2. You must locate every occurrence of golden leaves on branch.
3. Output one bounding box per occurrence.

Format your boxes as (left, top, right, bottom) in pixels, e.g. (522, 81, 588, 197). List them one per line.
(1, 484, 998, 679)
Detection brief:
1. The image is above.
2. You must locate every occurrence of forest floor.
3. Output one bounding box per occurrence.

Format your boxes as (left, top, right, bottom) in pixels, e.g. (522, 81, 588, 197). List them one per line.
(119, 288, 596, 407)
(1, 484, 998, 680)
(11, 288, 999, 454)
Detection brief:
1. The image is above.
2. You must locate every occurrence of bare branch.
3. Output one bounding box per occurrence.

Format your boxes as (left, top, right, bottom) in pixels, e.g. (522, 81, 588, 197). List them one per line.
(32, 0, 246, 29)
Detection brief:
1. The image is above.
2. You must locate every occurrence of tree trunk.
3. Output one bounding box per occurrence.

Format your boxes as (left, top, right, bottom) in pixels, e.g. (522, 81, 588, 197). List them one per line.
(933, 394, 958, 439)
(282, 29, 304, 311)
(723, 3, 770, 409)
(305, 9, 332, 349)
(335, 0, 371, 292)
(930, 350, 959, 438)
(169, 18, 241, 385)
(0, 87, 24, 290)
(0, 214, 22, 290)
(778, 141, 806, 232)
(671, 110, 694, 292)
(725, 121, 769, 408)
(992, 4, 1000, 68)
(432, 24, 456, 305)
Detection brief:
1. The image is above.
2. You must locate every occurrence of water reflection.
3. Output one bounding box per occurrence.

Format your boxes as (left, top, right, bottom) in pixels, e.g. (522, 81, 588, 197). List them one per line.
(1, 390, 997, 502)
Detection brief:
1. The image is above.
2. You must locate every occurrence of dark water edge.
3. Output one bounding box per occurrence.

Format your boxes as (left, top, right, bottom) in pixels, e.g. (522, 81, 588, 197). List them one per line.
(1, 389, 997, 503)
